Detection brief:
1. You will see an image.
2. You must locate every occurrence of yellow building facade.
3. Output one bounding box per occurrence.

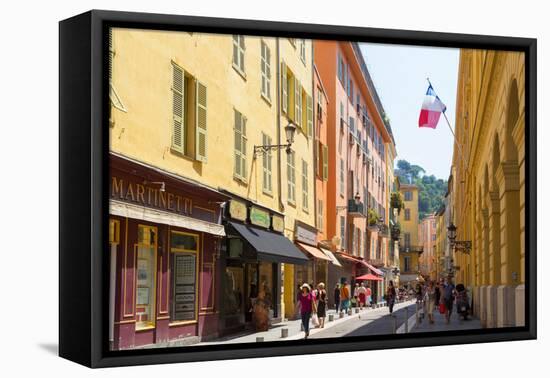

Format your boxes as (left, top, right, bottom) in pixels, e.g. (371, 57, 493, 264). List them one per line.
(398, 184, 423, 287)
(110, 29, 315, 329)
(453, 49, 525, 327)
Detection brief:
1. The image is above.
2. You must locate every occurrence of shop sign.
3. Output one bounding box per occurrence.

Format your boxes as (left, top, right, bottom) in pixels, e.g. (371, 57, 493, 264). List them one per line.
(272, 215, 284, 233)
(229, 200, 247, 221)
(250, 206, 270, 228)
(111, 175, 194, 216)
(295, 224, 317, 245)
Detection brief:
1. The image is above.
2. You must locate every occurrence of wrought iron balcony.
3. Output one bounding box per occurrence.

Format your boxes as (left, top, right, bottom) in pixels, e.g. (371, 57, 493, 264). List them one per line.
(401, 245, 424, 253)
(348, 199, 366, 218)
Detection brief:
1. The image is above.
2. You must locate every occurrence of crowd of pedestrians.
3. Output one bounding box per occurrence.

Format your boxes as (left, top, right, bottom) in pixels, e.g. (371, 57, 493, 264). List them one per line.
(296, 280, 381, 339)
(414, 275, 471, 325)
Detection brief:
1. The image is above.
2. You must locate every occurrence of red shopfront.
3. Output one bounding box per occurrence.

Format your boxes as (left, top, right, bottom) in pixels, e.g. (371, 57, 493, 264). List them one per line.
(109, 154, 229, 350)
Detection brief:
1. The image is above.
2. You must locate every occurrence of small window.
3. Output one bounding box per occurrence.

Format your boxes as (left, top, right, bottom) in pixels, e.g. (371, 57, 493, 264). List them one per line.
(234, 110, 247, 182)
(300, 39, 306, 63)
(340, 158, 345, 196)
(287, 151, 296, 204)
(302, 160, 309, 212)
(232, 35, 245, 76)
(404, 191, 413, 201)
(405, 208, 411, 221)
(260, 41, 271, 102)
(262, 133, 273, 194)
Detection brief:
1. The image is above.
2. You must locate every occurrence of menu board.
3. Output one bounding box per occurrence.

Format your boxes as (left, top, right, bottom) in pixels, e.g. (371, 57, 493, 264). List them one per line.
(173, 254, 196, 321)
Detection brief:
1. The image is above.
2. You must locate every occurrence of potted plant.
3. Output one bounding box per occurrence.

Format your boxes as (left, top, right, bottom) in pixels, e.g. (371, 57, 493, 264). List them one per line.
(368, 208, 380, 227)
(390, 192, 404, 214)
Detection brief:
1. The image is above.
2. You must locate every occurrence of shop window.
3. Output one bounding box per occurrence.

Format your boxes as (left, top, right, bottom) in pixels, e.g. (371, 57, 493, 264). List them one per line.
(170, 231, 199, 323)
(136, 225, 157, 330)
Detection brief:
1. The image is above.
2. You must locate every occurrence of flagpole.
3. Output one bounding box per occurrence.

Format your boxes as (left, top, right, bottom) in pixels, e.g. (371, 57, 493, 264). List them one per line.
(426, 78, 467, 168)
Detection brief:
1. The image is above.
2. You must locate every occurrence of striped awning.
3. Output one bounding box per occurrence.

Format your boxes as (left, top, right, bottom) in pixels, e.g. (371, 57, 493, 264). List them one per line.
(320, 248, 343, 267)
(296, 242, 332, 261)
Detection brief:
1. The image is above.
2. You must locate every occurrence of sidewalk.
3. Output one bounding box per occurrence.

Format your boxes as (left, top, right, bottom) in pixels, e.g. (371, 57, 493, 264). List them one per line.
(411, 304, 482, 333)
(198, 299, 416, 345)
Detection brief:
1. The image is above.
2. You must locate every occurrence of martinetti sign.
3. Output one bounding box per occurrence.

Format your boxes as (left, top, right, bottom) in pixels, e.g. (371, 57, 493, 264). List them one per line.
(111, 176, 194, 216)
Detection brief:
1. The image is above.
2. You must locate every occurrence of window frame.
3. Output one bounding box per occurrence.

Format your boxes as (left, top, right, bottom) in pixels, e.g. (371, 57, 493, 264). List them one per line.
(260, 41, 271, 103)
(232, 35, 246, 78)
(233, 109, 248, 183)
(169, 230, 200, 326)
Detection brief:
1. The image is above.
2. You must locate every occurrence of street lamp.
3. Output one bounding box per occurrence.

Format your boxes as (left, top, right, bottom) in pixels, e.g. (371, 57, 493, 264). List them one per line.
(447, 222, 472, 254)
(253, 122, 297, 158)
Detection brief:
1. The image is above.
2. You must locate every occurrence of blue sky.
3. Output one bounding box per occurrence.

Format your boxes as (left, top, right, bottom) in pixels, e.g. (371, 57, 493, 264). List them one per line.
(360, 43, 460, 180)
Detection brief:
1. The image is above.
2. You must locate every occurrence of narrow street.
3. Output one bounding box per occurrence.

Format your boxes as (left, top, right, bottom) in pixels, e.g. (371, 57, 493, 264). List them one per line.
(310, 303, 416, 338)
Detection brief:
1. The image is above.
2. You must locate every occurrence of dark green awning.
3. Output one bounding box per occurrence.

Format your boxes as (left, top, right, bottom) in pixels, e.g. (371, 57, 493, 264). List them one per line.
(228, 221, 309, 265)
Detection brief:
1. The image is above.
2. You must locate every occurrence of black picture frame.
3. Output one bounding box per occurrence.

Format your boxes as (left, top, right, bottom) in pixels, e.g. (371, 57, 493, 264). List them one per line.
(59, 9, 537, 368)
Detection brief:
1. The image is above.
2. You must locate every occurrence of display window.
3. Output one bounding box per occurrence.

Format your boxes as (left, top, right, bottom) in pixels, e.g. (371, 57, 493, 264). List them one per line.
(170, 231, 199, 324)
(136, 225, 157, 330)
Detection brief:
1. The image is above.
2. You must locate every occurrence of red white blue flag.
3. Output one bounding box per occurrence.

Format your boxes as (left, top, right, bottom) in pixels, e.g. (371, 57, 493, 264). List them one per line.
(418, 84, 447, 129)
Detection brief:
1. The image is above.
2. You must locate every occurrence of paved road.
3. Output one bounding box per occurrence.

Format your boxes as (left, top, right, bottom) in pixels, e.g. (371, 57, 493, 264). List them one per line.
(310, 303, 417, 338)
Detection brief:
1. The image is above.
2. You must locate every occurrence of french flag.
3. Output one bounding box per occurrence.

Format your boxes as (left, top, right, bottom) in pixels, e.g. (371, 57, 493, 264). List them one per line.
(418, 84, 447, 129)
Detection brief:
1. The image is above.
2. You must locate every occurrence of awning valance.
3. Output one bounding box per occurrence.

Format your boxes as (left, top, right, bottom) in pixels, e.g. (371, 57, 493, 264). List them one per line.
(320, 248, 343, 267)
(356, 273, 383, 281)
(228, 221, 309, 265)
(296, 242, 332, 261)
(110, 199, 225, 236)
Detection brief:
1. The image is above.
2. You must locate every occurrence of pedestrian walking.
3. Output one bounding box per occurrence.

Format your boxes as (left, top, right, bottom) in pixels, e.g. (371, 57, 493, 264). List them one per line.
(442, 275, 456, 324)
(357, 282, 367, 309)
(424, 280, 436, 324)
(333, 283, 341, 313)
(298, 283, 316, 339)
(316, 283, 327, 328)
(353, 283, 360, 308)
(340, 280, 351, 313)
(365, 284, 372, 307)
(386, 280, 397, 315)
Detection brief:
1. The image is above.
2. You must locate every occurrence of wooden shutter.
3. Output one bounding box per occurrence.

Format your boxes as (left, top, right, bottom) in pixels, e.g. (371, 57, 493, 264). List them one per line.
(171, 64, 185, 153)
(294, 78, 301, 126)
(322, 145, 328, 181)
(242, 116, 247, 179)
(306, 94, 313, 138)
(195, 80, 207, 162)
(281, 62, 287, 114)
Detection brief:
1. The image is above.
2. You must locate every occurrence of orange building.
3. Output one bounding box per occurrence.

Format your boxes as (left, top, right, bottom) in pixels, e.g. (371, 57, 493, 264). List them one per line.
(314, 41, 393, 301)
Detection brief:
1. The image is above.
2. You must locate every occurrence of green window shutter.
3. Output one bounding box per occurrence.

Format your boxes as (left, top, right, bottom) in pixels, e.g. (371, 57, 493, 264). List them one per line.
(323, 145, 328, 181)
(171, 63, 185, 153)
(294, 78, 301, 126)
(242, 116, 247, 179)
(281, 62, 288, 114)
(195, 80, 207, 162)
(307, 94, 313, 138)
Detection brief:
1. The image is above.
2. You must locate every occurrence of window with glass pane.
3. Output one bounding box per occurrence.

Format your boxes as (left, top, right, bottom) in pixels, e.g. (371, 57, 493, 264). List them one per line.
(171, 231, 198, 322)
(136, 225, 157, 330)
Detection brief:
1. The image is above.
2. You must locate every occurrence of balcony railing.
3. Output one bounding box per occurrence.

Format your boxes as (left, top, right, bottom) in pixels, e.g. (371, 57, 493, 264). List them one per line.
(348, 199, 366, 218)
(378, 224, 390, 237)
(401, 245, 424, 253)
